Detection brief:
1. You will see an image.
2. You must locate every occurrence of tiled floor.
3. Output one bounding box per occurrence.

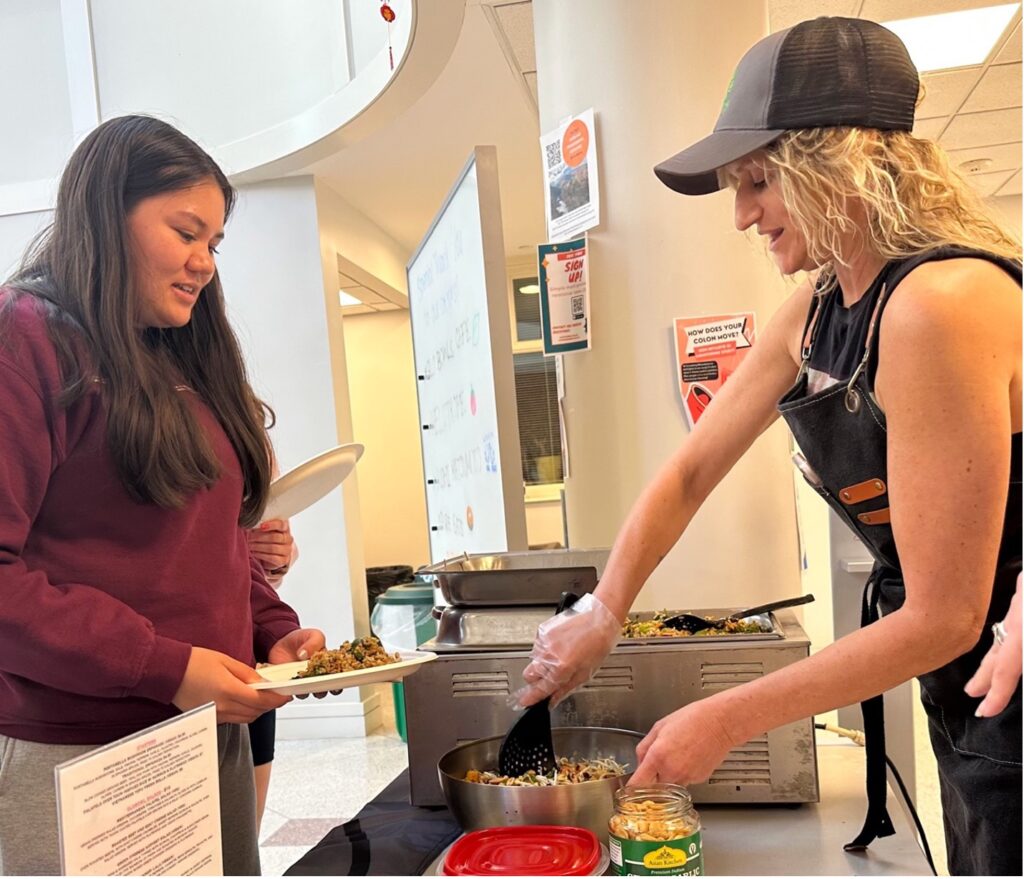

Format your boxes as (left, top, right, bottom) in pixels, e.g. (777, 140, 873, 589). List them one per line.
(257, 685, 409, 876)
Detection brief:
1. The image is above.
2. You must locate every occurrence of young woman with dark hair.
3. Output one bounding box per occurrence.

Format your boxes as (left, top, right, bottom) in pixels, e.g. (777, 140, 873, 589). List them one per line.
(0, 115, 325, 875)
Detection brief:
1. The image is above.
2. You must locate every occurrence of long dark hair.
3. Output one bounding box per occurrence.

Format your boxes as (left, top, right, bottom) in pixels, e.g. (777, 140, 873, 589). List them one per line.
(4, 115, 273, 527)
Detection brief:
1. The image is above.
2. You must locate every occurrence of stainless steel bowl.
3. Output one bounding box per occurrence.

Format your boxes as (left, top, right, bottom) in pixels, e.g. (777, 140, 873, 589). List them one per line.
(438, 726, 643, 839)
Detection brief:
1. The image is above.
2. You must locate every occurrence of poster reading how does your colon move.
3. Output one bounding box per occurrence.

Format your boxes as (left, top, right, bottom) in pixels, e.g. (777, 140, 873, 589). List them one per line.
(674, 312, 756, 428)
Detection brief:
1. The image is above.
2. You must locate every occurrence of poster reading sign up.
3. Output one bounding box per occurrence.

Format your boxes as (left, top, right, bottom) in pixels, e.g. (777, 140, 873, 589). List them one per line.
(538, 236, 590, 355)
(674, 312, 756, 428)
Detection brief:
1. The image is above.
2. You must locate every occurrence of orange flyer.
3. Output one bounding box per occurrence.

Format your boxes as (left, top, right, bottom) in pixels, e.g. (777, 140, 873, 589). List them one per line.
(673, 312, 756, 428)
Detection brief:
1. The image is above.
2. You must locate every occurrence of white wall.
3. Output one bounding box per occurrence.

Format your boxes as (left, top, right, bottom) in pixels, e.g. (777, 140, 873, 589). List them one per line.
(0, 211, 51, 279)
(91, 1, 349, 150)
(216, 176, 374, 737)
(0, 1, 73, 187)
(534, 0, 804, 614)
(343, 309, 431, 570)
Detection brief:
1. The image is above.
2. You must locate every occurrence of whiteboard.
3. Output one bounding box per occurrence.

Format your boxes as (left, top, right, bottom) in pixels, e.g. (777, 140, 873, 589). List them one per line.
(407, 147, 528, 562)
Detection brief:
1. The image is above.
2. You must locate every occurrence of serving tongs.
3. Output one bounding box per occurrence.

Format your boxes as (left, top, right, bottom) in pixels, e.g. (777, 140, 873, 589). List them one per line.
(497, 591, 580, 777)
(661, 593, 815, 634)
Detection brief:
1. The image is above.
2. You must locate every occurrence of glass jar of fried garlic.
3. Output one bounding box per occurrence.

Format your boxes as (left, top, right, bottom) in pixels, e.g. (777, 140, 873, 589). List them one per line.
(608, 784, 703, 876)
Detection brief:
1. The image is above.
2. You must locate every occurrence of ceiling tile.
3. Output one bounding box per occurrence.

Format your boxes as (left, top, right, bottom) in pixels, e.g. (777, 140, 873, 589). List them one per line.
(964, 167, 1018, 196)
(997, 168, 1022, 193)
(861, 0, 1020, 21)
(947, 141, 1024, 172)
(940, 106, 1022, 149)
(768, 0, 859, 32)
(493, 1, 535, 73)
(914, 115, 948, 140)
(961, 62, 1023, 114)
(918, 68, 983, 117)
(994, 21, 1022, 64)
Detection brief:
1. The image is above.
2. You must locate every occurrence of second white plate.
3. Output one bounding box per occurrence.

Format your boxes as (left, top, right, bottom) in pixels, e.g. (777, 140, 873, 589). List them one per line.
(249, 649, 437, 696)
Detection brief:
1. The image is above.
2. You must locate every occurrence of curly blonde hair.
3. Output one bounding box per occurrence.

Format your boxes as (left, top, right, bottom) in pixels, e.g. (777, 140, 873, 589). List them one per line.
(740, 127, 1020, 286)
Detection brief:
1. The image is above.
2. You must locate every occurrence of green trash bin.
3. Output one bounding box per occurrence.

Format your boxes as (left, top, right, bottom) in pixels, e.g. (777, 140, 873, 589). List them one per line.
(370, 583, 437, 742)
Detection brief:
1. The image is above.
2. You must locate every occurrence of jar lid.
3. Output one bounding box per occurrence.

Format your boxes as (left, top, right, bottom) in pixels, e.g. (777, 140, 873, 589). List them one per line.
(442, 826, 601, 876)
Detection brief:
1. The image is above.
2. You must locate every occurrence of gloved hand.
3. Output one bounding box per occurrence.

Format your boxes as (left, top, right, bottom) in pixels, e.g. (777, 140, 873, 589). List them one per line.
(513, 592, 622, 708)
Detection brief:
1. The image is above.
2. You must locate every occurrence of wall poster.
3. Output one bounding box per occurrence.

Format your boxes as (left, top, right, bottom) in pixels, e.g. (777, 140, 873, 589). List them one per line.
(538, 235, 590, 356)
(673, 312, 756, 428)
(540, 108, 600, 242)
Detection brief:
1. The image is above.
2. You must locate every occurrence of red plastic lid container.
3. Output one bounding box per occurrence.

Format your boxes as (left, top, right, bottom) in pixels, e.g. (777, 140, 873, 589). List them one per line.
(442, 826, 601, 876)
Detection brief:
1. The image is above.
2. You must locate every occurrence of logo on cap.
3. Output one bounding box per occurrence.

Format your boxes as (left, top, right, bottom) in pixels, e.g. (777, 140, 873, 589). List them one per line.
(721, 71, 737, 111)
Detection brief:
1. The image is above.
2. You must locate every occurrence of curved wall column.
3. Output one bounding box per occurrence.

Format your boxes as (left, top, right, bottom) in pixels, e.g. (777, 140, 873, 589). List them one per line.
(533, 0, 802, 609)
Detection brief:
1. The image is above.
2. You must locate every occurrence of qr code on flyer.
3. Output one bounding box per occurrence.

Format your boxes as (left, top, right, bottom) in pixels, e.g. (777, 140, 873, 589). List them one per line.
(545, 140, 561, 170)
(571, 294, 585, 320)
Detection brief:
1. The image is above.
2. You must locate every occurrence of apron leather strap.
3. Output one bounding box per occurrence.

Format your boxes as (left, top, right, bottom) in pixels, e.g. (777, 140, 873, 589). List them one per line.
(845, 569, 896, 850)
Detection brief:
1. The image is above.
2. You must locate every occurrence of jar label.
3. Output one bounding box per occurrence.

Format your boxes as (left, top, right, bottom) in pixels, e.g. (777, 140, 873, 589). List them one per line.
(609, 830, 703, 876)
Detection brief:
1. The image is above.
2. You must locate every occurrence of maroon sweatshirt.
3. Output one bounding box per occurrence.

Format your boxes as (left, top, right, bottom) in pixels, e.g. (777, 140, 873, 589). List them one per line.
(0, 294, 300, 743)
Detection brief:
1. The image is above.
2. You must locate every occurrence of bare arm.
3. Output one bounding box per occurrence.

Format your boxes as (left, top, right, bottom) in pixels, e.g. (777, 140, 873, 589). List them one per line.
(633, 259, 1021, 784)
(594, 281, 810, 618)
(517, 282, 811, 707)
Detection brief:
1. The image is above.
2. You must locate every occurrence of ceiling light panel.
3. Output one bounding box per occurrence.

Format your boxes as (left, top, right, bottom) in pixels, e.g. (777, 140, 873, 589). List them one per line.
(882, 4, 1020, 72)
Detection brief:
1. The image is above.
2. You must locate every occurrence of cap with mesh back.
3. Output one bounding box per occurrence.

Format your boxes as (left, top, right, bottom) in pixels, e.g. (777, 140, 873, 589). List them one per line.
(654, 17, 919, 196)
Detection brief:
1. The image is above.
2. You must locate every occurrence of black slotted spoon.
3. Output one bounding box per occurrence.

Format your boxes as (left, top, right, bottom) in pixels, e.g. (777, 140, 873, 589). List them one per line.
(661, 593, 815, 633)
(497, 591, 581, 778)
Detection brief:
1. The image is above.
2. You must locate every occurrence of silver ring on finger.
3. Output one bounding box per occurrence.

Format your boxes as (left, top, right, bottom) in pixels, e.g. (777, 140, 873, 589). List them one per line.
(992, 620, 1007, 647)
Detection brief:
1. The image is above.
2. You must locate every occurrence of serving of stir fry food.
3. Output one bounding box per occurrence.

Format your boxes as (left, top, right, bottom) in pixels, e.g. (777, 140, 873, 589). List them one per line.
(464, 756, 628, 786)
(292, 636, 401, 679)
(621, 611, 766, 638)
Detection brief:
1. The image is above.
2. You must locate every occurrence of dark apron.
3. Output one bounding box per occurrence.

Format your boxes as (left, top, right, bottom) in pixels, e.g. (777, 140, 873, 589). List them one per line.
(777, 250, 1022, 876)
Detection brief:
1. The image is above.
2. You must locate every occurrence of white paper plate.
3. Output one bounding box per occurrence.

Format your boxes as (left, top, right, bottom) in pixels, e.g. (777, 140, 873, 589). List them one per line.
(261, 443, 364, 522)
(249, 649, 437, 696)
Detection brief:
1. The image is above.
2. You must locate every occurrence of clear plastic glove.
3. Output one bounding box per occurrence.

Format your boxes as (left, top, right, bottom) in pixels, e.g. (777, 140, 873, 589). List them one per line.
(513, 592, 622, 708)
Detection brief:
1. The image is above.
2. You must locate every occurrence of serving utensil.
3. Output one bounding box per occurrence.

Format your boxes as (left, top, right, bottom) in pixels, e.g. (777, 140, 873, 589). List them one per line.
(661, 593, 815, 633)
(497, 591, 580, 777)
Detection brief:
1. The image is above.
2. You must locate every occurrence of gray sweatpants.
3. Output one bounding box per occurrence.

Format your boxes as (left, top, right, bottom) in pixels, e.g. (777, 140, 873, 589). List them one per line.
(0, 723, 260, 876)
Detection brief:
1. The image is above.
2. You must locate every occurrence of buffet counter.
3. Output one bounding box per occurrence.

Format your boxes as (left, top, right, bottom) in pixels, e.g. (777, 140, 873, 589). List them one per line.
(423, 744, 932, 876)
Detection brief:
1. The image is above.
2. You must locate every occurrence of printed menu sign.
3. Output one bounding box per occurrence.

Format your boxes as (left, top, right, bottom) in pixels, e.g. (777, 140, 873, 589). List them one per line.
(538, 236, 590, 355)
(674, 312, 756, 428)
(56, 704, 221, 876)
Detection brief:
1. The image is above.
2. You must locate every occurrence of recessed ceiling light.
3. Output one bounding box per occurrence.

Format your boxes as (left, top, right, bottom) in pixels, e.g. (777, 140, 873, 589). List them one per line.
(882, 3, 1020, 73)
(338, 290, 362, 306)
(519, 284, 540, 295)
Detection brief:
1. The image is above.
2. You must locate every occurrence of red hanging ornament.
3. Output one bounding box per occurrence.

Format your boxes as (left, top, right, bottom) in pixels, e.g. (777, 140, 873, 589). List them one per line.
(380, 2, 397, 70)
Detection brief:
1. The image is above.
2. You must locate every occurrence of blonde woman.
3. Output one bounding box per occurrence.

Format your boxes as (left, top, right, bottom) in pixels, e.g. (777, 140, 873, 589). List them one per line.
(516, 17, 1021, 876)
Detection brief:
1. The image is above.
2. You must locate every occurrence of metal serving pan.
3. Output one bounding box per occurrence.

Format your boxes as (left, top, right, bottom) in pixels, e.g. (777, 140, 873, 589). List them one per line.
(438, 726, 642, 840)
(620, 609, 783, 646)
(425, 606, 783, 652)
(424, 549, 609, 606)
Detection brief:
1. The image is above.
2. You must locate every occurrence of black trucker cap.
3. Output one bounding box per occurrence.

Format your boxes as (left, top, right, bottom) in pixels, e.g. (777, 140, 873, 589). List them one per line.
(654, 17, 919, 196)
